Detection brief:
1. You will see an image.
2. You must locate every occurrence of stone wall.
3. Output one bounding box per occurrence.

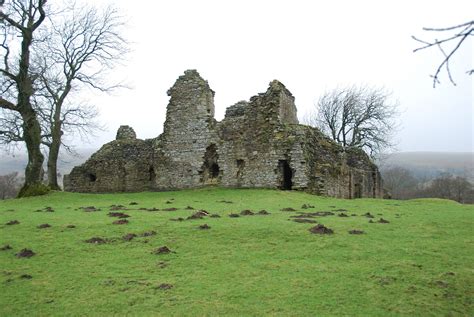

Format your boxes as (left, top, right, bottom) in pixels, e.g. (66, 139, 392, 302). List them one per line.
(64, 70, 383, 199)
(64, 131, 153, 192)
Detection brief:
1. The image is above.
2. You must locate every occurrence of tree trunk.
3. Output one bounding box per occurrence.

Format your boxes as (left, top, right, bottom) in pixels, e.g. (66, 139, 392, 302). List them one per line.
(21, 111, 45, 187)
(47, 123, 62, 190)
(16, 28, 46, 196)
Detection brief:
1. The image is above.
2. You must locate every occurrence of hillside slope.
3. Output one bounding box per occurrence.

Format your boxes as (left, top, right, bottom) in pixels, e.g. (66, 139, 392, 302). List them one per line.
(1, 188, 473, 315)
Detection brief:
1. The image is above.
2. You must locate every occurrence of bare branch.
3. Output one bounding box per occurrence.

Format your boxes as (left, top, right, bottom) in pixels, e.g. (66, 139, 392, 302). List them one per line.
(413, 20, 473, 87)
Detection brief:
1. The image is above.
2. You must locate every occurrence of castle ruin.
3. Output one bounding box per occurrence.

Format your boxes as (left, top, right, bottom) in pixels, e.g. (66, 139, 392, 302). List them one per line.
(64, 70, 383, 198)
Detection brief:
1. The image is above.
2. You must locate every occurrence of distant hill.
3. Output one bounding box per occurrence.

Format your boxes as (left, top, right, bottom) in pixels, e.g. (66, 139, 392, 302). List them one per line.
(379, 152, 474, 182)
(0, 148, 97, 178)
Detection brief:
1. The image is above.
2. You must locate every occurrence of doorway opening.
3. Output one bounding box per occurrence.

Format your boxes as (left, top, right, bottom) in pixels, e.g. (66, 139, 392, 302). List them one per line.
(354, 183, 362, 198)
(278, 160, 293, 190)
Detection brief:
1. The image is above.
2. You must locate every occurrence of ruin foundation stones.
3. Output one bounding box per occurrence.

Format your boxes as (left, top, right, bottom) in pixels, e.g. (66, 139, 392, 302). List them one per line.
(64, 70, 383, 198)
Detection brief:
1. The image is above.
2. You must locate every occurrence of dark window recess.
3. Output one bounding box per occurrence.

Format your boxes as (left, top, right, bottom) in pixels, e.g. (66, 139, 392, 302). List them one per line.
(236, 159, 245, 184)
(87, 173, 97, 182)
(278, 160, 293, 190)
(201, 144, 220, 183)
(149, 166, 156, 182)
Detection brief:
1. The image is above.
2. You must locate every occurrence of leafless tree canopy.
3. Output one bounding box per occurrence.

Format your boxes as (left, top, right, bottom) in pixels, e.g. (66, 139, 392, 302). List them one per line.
(381, 168, 474, 204)
(306, 85, 399, 157)
(0, 172, 21, 199)
(413, 20, 474, 87)
(1, 0, 127, 192)
(33, 2, 127, 189)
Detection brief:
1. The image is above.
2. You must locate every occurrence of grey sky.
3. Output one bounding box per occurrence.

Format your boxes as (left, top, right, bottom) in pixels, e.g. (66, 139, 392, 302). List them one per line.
(82, 0, 473, 152)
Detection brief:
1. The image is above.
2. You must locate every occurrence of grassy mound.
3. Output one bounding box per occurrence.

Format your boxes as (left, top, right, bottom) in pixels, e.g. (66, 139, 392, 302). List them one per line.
(1, 188, 473, 316)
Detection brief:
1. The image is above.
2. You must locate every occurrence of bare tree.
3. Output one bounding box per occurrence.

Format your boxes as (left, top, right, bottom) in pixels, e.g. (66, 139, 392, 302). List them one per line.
(33, 2, 126, 189)
(0, 0, 48, 196)
(381, 166, 420, 200)
(421, 173, 474, 204)
(413, 20, 473, 87)
(0, 171, 20, 199)
(306, 85, 399, 157)
(1, 1, 127, 191)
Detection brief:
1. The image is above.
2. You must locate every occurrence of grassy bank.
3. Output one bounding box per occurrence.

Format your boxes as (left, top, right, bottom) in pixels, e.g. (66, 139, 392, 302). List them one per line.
(1, 188, 473, 316)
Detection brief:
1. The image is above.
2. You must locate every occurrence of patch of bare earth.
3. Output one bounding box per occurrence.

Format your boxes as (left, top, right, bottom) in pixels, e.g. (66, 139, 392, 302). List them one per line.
(309, 224, 334, 234)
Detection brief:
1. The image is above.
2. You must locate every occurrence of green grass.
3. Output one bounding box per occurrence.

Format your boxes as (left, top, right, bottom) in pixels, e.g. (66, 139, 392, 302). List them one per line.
(1, 188, 473, 316)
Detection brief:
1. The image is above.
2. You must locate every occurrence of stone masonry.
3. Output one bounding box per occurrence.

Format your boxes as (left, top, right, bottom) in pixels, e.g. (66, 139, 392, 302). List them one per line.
(64, 70, 383, 198)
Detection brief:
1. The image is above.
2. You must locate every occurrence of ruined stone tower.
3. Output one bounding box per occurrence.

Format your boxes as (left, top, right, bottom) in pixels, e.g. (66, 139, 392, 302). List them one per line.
(64, 70, 383, 199)
(153, 70, 218, 189)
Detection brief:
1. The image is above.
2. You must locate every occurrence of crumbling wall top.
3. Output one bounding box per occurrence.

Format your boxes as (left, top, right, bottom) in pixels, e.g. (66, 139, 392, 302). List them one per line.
(116, 125, 137, 140)
(268, 80, 299, 125)
(163, 69, 216, 136)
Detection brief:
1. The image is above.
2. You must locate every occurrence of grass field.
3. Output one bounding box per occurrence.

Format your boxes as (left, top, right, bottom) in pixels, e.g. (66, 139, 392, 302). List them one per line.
(1, 188, 473, 316)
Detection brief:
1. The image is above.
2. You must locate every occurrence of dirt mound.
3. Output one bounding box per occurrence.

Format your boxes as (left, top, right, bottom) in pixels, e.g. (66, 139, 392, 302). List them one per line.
(229, 213, 240, 218)
(156, 283, 173, 290)
(240, 210, 254, 216)
(378, 218, 390, 223)
(153, 246, 172, 254)
(301, 204, 315, 209)
(37, 223, 51, 229)
(19, 274, 32, 279)
(293, 218, 317, 223)
(363, 212, 374, 218)
(349, 230, 365, 234)
(0, 244, 12, 251)
(280, 207, 296, 211)
(16, 249, 35, 258)
(123, 233, 137, 241)
(113, 219, 129, 225)
(162, 207, 178, 211)
(66, 225, 76, 228)
(85, 237, 107, 244)
(129, 202, 138, 206)
(110, 205, 127, 211)
(140, 230, 156, 237)
(309, 224, 334, 234)
(6, 220, 20, 225)
(292, 211, 334, 218)
(185, 206, 195, 210)
(35, 206, 55, 212)
(210, 214, 221, 218)
(80, 206, 100, 212)
(313, 211, 334, 216)
(198, 224, 211, 230)
(187, 211, 209, 219)
(257, 210, 270, 215)
(108, 212, 130, 218)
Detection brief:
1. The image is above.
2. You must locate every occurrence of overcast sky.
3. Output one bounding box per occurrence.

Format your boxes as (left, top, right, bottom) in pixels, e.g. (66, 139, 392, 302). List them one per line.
(81, 0, 473, 153)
